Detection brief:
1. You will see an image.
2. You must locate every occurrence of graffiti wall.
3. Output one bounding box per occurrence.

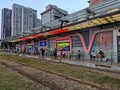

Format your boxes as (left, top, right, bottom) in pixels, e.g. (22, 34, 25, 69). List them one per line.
(91, 31, 113, 59)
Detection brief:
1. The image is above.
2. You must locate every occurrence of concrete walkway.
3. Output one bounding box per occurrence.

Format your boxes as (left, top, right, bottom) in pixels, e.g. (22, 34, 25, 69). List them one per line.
(23, 54, 120, 72)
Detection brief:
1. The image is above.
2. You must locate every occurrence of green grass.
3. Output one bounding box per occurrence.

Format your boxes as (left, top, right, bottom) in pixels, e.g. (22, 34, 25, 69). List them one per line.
(0, 54, 120, 89)
(0, 64, 41, 90)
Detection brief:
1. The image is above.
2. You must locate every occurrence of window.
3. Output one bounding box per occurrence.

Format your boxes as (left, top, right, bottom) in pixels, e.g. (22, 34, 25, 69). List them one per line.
(72, 36, 82, 47)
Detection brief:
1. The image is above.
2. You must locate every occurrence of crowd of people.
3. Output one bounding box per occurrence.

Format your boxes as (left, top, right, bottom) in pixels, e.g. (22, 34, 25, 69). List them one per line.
(39, 48, 48, 57)
(6, 47, 106, 62)
(53, 48, 106, 62)
(53, 48, 66, 60)
(77, 49, 105, 61)
(90, 50, 105, 61)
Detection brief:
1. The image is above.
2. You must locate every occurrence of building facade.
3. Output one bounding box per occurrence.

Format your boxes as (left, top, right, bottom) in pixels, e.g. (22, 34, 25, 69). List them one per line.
(41, 4, 68, 25)
(1, 8, 12, 40)
(8, 0, 120, 63)
(21, 7, 37, 32)
(12, 4, 37, 36)
(36, 19, 41, 27)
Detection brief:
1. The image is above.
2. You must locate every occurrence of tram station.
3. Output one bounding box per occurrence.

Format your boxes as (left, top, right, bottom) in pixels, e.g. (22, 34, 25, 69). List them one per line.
(4, 0, 120, 63)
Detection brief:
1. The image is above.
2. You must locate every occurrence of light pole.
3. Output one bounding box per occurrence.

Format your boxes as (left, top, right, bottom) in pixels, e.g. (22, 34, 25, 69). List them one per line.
(59, 19, 69, 29)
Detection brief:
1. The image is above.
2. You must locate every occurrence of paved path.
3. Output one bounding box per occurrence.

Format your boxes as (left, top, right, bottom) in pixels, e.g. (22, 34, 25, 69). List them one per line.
(24, 54, 120, 72)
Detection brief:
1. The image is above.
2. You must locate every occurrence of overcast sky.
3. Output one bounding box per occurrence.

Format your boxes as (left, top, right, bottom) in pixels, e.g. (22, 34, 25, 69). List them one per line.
(0, 0, 89, 38)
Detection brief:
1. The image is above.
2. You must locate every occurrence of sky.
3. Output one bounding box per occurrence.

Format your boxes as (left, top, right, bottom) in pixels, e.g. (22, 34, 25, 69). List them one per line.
(0, 0, 89, 38)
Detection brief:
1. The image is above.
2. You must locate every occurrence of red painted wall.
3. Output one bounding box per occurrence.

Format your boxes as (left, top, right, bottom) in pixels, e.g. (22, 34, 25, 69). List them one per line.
(90, 0, 105, 5)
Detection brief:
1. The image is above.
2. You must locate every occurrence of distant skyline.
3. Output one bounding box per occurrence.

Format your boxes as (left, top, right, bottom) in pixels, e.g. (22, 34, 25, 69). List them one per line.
(0, 0, 89, 38)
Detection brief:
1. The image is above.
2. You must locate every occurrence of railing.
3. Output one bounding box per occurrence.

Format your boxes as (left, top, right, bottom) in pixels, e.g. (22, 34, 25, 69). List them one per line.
(1, 49, 120, 67)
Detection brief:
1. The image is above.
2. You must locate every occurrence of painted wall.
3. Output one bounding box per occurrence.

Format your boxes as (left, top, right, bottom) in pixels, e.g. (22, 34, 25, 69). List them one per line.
(91, 31, 113, 59)
(72, 35, 84, 55)
(90, 0, 105, 5)
(15, 29, 115, 61)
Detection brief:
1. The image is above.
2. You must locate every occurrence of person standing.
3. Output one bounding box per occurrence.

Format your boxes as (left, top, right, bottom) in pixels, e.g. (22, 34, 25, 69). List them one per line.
(99, 50, 105, 61)
(91, 50, 96, 61)
(59, 50, 62, 62)
(45, 49, 48, 57)
(41, 48, 45, 57)
(62, 52, 65, 59)
(39, 48, 41, 57)
(77, 50, 81, 60)
(53, 48, 57, 59)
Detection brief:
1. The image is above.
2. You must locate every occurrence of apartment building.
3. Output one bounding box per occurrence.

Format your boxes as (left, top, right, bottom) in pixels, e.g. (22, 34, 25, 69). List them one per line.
(1, 8, 12, 40)
(12, 4, 37, 36)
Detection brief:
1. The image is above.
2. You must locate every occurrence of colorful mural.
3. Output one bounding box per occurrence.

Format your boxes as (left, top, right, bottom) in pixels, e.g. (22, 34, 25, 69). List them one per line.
(92, 31, 113, 59)
(95, 31, 113, 50)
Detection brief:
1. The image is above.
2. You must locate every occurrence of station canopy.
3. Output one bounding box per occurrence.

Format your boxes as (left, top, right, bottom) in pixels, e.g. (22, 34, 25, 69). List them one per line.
(10, 0, 120, 42)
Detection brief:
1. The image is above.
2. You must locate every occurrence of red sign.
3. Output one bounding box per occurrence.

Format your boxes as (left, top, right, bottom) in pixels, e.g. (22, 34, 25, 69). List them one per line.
(32, 34, 44, 38)
(49, 28, 68, 35)
(21, 37, 29, 40)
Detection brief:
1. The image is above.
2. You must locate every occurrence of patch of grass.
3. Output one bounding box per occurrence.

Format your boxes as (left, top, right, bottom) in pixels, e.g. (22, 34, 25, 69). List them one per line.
(0, 54, 120, 89)
(0, 54, 29, 63)
(0, 65, 41, 90)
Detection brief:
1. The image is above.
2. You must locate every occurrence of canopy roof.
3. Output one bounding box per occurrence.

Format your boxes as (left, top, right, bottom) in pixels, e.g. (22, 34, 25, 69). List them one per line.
(10, 0, 120, 42)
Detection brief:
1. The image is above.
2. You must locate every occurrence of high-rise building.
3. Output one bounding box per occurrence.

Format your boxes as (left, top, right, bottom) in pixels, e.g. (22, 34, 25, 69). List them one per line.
(41, 4, 68, 25)
(12, 4, 37, 36)
(1, 8, 12, 40)
(36, 19, 41, 27)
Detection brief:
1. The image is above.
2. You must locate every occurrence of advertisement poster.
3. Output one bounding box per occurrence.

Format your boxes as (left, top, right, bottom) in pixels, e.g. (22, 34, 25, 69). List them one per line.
(57, 42, 70, 51)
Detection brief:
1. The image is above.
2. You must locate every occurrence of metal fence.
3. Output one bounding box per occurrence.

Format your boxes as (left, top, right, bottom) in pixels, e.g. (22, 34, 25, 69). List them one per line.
(1, 49, 120, 67)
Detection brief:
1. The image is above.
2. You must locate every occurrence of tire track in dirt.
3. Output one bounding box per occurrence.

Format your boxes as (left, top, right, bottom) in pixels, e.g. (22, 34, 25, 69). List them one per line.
(0, 58, 110, 90)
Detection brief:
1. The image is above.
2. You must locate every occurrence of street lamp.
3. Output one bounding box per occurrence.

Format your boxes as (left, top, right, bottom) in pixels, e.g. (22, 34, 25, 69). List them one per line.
(86, 8, 96, 15)
(85, 8, 97, 20)
(59, 19, 69, 29)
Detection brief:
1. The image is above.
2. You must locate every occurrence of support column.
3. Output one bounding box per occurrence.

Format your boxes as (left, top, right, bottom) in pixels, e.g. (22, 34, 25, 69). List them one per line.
(113, 30, 118, 63)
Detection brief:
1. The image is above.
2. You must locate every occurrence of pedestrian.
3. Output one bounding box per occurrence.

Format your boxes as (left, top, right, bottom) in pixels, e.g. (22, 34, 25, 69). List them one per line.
(41, 48, 45, 57)
(99, 50, 105, 62)
(28, 49, 31, 55)
(17, 48, 19, 54)
(62, 52, 65, 59)
(90, 50, 96, 61)
(45, 49, 48, 57)
(53, 48, 57, 59)
(77, 50, 81, 60)
(59, 50, 62, 62)
(39, 48, 41, 57)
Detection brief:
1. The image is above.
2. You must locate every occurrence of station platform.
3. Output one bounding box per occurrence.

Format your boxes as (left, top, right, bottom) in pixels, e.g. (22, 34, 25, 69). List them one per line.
(1, 52, 120, 71)
(22, 54, 120, 72)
